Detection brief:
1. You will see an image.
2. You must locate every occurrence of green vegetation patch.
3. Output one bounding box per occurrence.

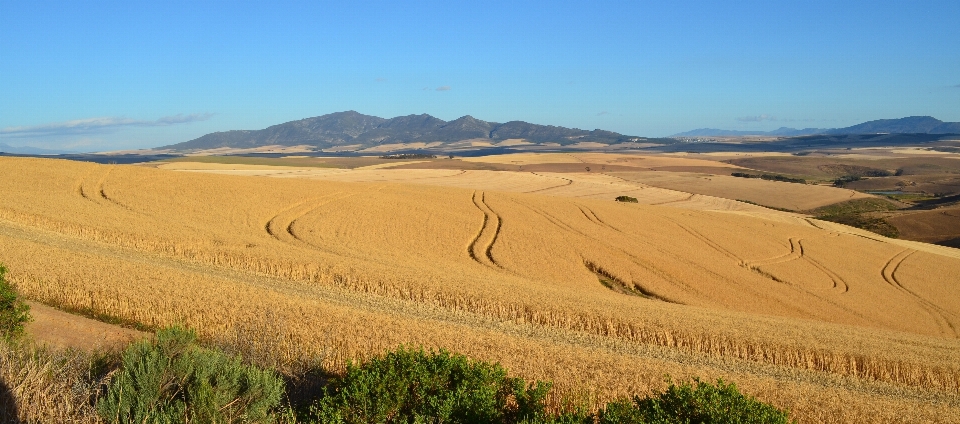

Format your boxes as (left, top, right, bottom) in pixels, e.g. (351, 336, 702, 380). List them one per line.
(811, 198, 899, 216)
(815, 214, 900, 238)
(97, 326, 285, 424)
(730, 172, 806, 184)
(308, 347, 554, 423)
(811, 198, 901, 238)
(817, 164, 891, 178)
(615, 195, 639, 203)
(0, 264, 31, 341)
(882, 193, 941, 203)
(595, 378, 792, 424)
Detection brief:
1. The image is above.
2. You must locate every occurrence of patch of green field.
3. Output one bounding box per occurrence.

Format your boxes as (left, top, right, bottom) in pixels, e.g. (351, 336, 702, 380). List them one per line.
(810, 198, 899, 216)
(810, 198, 901, 238)
(882, 193, 940, 203)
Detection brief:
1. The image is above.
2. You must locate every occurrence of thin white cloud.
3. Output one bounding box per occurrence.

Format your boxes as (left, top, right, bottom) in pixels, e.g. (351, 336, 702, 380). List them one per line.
(435, 86, 451, 91)
(1, 113, 214, 138)
(737, 114, 776, 122)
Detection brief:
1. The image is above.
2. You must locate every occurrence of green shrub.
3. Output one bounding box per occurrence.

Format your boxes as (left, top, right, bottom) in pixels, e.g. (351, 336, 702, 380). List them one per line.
(308, 347, 552, 423)
(97, 326, 285, 424)
(595, 378, 791, 424)
(0, 264, 31, 341)
(615, 196, 639, 203)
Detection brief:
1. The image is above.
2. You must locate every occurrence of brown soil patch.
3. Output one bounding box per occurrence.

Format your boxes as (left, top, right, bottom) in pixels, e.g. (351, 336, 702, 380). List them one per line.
(846, 174, 960, 196)
(24, 301, 147, 351)
(887, 207, 960, 245)
(727, 156, 960, 180)
(643, 165, 752, 175)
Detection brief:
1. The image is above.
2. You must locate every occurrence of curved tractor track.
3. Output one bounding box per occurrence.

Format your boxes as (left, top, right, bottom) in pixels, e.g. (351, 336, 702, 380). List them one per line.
(77, 168, 139, 213)
(265, 192, 359, 254)
(882, 249, 958, 338)
(738, 236, 849, 293)
(466, 191, 504, 269)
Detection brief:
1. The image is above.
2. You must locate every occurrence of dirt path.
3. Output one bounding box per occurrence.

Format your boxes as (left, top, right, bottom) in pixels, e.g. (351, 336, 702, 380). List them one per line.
(24, 301, 147, 351)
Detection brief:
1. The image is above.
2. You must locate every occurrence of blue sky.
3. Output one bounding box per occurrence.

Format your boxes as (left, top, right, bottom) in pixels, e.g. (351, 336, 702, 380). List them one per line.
(1, 1, 958, 152)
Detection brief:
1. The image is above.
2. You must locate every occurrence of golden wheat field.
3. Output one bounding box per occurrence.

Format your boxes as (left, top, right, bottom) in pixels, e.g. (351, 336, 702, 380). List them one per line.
(2, 156, 960, 423)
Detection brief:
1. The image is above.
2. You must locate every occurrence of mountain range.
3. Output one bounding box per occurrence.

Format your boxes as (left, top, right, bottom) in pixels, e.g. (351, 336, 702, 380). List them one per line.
(162, 113, 960, 153)
(0, 143, 75, 155)
(164, 111, 648, 151)
(673, 116, 960, 137)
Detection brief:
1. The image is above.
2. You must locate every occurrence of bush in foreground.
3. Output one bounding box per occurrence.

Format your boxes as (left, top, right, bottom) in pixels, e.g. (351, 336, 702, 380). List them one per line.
(97, 326, 285, 424)
(596, 378, 791, 424)
(308, 347, 554, 423)
(0, 264, 31, 341)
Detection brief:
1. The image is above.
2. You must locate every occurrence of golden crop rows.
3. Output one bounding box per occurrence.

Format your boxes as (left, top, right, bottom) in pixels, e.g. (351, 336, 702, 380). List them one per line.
(1, 157, 959, 422)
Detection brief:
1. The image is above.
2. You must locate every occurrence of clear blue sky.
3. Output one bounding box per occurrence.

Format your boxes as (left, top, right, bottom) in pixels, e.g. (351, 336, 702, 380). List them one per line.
(2, 0, 958, 152)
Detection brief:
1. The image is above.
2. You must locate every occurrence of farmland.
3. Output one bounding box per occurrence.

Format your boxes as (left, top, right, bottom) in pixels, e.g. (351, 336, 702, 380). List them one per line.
(2, 156, 960, 422)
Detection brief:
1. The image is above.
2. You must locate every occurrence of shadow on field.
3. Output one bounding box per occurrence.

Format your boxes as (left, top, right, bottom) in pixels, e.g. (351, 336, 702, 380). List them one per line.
(0, 380, 22, 424)
(283, 366, 340, 412)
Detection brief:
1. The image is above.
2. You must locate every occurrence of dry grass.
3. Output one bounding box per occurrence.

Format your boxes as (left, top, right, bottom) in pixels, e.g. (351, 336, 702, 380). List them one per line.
(1, 157, 960, 422)
(0, 341, 105, 424)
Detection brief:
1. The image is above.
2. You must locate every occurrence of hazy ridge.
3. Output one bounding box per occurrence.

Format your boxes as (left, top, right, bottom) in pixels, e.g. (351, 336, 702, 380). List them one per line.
(673, 116, 960, 137)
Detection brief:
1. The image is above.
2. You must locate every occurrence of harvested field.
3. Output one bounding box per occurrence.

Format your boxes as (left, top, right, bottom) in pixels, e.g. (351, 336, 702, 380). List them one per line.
(2, 157, 960, 422)
(608, 171, 871, 211)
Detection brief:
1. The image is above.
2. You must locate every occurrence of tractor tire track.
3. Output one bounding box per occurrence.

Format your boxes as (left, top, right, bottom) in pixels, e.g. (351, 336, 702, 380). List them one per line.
(797, 240, 849, 293)
(743, 238, 803, 269)
(525, 172, 573, 194)
(265, 193, 344, 242)
(78, 168, 138, 213)
(649, 193, 695, 206)
(668, 223, 865, 318)
(279, 186, 390, 260)
(656, 217, 851, 316)
(743, 237, 849, 293)
(523, 201, 696, 300)
(668, 220, 745, 266)
(467, 191, 504, 268)
(882, 250, 958, 338)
